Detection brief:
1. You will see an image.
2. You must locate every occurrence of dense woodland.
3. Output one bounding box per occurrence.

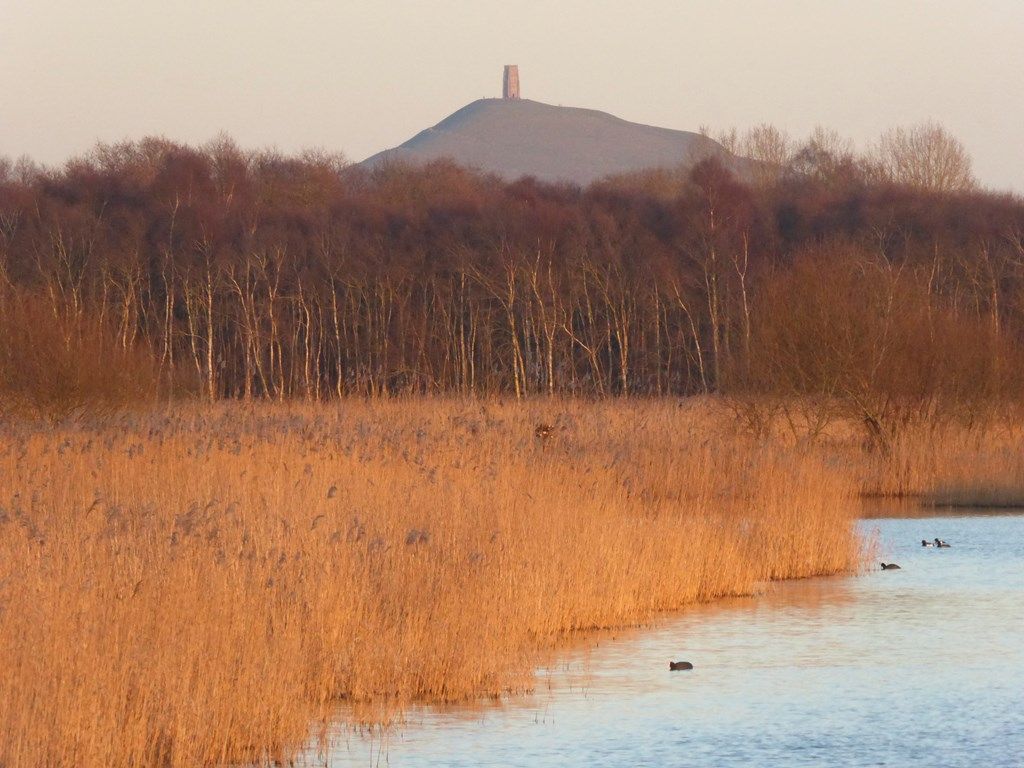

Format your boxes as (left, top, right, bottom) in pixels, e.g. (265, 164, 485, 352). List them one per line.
(1, 126, 1023, 437)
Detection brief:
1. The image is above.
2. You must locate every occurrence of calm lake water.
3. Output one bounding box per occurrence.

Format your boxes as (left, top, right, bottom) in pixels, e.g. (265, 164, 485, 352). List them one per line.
(321, 513, 1024, 767)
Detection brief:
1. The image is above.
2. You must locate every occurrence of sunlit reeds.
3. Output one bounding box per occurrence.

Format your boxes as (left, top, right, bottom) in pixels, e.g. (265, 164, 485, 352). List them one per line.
(859, 420, 1024, 506)
(0, 398, 864, 767)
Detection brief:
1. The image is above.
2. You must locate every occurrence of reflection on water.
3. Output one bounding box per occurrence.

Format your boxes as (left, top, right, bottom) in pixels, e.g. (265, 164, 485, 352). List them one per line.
(320, 514, 1024, 767)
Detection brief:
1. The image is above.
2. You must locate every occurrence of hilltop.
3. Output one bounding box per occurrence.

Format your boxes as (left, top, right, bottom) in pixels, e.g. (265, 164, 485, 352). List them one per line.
(361, 98, 735, 186)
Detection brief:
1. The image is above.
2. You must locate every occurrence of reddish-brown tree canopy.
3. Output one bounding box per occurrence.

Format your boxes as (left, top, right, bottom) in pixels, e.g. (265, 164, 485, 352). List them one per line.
(0, 138, 1022, 412)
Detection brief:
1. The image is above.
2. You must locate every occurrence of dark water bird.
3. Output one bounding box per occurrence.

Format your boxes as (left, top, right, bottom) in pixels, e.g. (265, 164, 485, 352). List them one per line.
(935, 538, 951, 548)
(922, 539, 935, 547)
(880, 562, 902, 570)
(669, 661, 694, 671)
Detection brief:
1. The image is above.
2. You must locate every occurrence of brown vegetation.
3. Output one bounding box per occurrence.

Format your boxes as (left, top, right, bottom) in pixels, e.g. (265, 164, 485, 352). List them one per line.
(1, 125, 1022, 419)
(861, 420, 1024, 505)
(0, 400, 860, 767)
(0, 291, 160, 421)
(729, 244, 1023, 449)
(2, 398, 1020, 767)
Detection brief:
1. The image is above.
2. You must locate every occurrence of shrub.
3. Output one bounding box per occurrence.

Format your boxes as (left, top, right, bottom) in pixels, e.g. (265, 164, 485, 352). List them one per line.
(727, 244, 1024, 447)
(0, 291, 160, 422)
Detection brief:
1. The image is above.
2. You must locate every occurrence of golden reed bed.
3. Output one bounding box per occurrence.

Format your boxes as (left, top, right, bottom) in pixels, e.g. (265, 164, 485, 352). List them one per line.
(0, 398, 1019, 767)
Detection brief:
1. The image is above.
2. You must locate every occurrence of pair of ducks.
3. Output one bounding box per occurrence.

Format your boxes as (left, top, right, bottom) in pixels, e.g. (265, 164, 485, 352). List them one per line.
(882, 537, 953, 569)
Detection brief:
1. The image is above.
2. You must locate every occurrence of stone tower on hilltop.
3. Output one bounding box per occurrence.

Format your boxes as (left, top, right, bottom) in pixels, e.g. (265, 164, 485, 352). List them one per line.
(502, 65, 520, 100)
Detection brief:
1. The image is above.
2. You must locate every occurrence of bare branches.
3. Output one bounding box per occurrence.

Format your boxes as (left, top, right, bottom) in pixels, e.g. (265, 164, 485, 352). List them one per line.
(869, 121, 976, 193)
(0, 132, 1020, 406)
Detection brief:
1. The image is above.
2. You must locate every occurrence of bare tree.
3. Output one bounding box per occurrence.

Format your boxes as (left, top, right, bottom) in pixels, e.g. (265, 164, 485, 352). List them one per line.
(741, 124, 793, 188)
(789, 126, 857, 183)
(871, 121, 976, 192)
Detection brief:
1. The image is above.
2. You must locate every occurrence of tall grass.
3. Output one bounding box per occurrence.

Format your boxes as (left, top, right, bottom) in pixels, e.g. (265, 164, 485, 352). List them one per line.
(0, 399, 860, 767)
(859, 420, 1024, 506)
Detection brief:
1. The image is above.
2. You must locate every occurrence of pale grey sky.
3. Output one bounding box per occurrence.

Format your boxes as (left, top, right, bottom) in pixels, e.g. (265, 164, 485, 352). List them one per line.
(2, 0, 1022, 190)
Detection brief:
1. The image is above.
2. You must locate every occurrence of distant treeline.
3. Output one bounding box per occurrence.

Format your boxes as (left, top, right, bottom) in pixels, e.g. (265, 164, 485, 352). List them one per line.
(1, 128, 1023, 427)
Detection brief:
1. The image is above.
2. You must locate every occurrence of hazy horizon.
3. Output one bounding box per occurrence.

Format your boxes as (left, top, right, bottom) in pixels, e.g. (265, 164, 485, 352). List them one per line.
(2, 0, 1022, 191)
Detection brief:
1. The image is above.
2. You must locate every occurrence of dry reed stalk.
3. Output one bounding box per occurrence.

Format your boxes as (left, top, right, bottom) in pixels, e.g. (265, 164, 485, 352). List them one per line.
(0, 399, 862, 767)
(721, 398, 1024, 508)
(858, 421, 1024, 506)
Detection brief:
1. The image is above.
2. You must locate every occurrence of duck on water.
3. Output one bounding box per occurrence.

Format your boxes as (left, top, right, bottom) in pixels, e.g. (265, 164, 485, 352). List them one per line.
(880, 562, 902, 570)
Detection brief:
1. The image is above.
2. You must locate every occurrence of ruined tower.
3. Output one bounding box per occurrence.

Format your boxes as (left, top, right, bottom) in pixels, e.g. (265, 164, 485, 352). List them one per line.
(502, 65, 520, 100)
